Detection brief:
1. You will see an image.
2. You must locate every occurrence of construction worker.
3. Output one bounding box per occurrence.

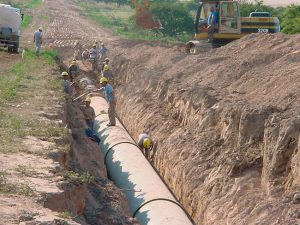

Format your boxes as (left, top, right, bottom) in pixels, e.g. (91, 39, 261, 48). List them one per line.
(33, 27, 43, 55)
(94, 40, 100, 50)
(73, 41, 83, 60)
(98, 77, 116, 126)
(99, 43, 108, 62)
(137, 133, 155, 159)
(101, 58, 112, 80)
(61, 71, 73, 95)
(68, 60, 79, 81)
(207, 6, 218, 43)
(81, 97, 96, 129)
(82, 49, 89, 60)
(89, 44, 99, 72)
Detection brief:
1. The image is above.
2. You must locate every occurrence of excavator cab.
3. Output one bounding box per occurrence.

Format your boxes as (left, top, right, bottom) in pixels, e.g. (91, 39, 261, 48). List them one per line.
(186, 0, 243, 52)
(187, 0, 279, 53)
(195, 0, 241, 41)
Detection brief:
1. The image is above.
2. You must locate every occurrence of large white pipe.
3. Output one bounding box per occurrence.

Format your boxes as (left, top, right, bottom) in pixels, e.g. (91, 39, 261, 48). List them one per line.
(91, 96, 193, 225)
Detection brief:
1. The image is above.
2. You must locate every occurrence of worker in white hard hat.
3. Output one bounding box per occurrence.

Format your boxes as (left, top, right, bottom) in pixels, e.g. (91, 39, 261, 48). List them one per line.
(81, 96, 95, 129)
(82, 49, 89, 60)
(33, 27, 43, 55)
(61, 71, 73, 95)
(97, 77, 116, 126)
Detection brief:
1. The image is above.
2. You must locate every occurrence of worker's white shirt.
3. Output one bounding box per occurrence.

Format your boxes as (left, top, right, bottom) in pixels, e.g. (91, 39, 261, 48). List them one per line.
(89, 48, 99, 59)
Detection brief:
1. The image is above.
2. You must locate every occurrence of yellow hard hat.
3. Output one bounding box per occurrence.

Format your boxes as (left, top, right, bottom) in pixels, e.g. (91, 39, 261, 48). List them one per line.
(103, 65, 110, 71)
(143, 138, 151, 149)
(84, 97, 91, 102)
(105, 58, 109, 62)
(71, 61, 77, 65)
(100, 77, 108, 84)
(61, 71, 68, 76)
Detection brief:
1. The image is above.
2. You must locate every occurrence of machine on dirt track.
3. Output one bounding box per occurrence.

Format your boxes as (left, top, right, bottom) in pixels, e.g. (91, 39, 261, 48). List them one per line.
(186, 0, 280, 53)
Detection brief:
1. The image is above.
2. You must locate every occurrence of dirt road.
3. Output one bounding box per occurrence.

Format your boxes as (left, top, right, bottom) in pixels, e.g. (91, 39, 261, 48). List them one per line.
(42, 0, 116, 49)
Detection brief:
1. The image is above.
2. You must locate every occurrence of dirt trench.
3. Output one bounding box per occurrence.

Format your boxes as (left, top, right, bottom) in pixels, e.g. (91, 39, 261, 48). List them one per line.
(47, 56, 140, 225)
(38, 0, 300, 224)
(107, 34, 300, 225)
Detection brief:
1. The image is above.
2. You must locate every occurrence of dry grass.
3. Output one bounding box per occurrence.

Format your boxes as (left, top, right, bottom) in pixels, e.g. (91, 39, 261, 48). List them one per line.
(0, 170, 36, 196)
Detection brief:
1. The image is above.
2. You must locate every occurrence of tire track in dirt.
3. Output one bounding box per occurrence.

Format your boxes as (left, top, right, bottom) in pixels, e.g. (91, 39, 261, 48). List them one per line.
(43, 0, 116, 48)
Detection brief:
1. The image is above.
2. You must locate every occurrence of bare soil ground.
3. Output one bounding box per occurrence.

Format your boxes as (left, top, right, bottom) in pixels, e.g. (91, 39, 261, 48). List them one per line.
(2, 0, 299, 224)
(112, 34, 300, 224)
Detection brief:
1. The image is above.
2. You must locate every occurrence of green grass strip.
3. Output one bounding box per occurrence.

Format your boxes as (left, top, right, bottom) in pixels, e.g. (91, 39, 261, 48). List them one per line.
(21, 15, 33, 28)
(24, 0, 43, 9)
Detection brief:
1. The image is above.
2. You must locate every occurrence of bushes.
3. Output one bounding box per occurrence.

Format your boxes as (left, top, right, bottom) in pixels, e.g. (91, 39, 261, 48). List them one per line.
(150, 2, 194, 37)
(280, 5, 300, 34)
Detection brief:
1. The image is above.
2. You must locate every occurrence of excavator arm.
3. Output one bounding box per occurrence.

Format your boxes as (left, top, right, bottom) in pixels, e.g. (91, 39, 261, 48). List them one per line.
(131, 0, 160, 29)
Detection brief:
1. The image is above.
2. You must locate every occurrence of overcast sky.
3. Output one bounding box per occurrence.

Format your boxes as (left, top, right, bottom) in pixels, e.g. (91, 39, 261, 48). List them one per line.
(264, 0, 300, 6)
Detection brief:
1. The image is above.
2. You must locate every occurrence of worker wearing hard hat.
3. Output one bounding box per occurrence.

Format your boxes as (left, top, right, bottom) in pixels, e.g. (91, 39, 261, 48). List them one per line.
(89, 44, 99, 59)
(68, 60, 79, 81)
(61, 71, 73, 95)
(99, 43, 109, 62)
(98, 77, 116, 126)
(33, 27, 43, 55)
(82, 49, 89, 60)
(137, 133, 155, 159)
(81, 96, 96, 129)
(89, 44, 99, 72)
(101, 58, 112, 80)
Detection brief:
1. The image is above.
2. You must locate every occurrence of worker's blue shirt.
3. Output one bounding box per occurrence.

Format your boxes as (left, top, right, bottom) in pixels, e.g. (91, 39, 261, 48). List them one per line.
(99, 47, 108, 54)
(34, 31, 42, 44)
(208, 11, 218, 25)
(100, 84, 114, 103)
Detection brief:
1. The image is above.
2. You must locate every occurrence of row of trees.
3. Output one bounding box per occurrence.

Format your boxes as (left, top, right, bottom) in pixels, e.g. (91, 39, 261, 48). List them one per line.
(90, 0, 300, 36)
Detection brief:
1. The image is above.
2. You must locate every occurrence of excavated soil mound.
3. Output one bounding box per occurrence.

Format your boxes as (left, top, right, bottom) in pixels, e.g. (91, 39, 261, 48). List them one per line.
(110, 33, 300, 225)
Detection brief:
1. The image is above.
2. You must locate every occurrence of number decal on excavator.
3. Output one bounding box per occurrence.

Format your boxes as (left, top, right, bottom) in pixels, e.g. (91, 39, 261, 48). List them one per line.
(258, 28, 269, 33)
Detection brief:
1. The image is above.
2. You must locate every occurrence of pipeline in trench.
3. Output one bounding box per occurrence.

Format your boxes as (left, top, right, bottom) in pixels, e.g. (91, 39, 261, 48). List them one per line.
(67, 59, 194, 224)
(91, 96, 194, 225)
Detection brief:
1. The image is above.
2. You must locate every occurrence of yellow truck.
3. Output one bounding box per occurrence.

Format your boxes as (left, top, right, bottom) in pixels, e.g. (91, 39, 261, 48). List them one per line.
(186, 0, 280, 52)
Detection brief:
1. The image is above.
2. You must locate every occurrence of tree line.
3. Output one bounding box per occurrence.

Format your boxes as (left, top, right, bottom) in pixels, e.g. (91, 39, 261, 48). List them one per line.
(90, 0, 300, 35)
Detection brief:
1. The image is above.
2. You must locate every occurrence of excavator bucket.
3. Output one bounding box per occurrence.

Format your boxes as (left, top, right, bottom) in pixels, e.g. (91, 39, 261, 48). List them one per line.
(132, 0, 161, 29)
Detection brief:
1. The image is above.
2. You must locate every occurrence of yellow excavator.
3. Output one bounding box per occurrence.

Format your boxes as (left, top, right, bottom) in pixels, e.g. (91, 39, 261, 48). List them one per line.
(186, 0, 280, 52)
